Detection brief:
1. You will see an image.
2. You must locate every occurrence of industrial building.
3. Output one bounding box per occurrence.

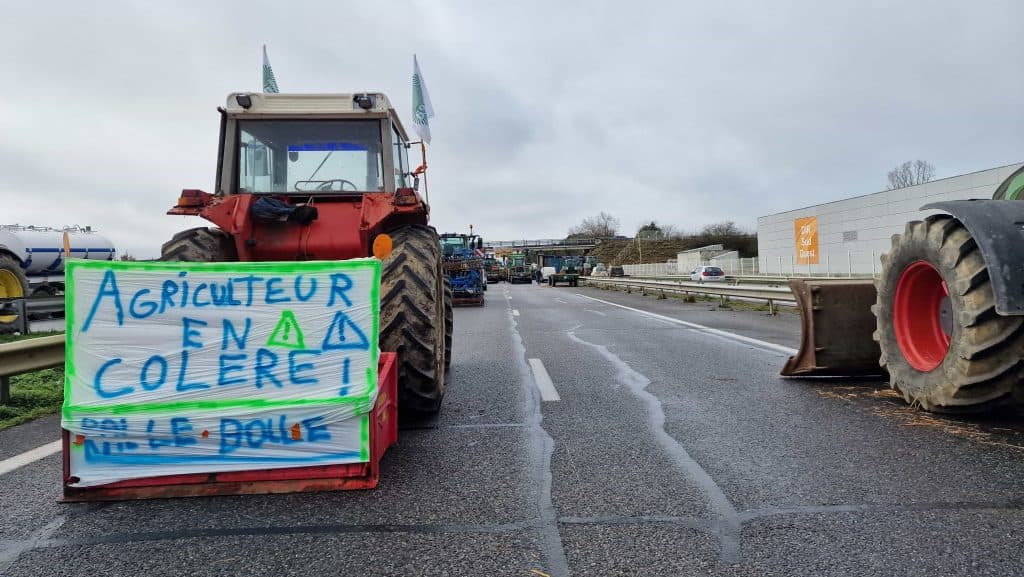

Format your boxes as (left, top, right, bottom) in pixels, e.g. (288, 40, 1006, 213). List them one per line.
(757, 162, 1024, 276)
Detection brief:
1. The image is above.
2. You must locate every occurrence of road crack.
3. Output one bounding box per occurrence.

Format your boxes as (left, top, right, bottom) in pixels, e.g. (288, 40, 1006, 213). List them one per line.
(509, 306, 571, 577)
(566, 330, 743, 564)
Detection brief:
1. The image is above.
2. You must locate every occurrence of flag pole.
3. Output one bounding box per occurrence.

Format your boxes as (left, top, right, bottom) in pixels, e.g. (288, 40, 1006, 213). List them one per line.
(419, 141, 429, 205)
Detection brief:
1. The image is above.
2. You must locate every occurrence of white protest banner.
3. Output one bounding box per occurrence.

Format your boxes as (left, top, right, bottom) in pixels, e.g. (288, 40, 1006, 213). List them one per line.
(62, 258, 380, 487)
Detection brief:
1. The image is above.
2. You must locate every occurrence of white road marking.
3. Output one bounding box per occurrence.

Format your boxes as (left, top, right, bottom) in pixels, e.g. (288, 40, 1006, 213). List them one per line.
(575, 293, 798, 356)
(528, 358, 561, 401)
(584, 309, 607, 316)
(513, 309, 520, 316)
(0, 440, 62, 477)
(554, 298, 567, 304)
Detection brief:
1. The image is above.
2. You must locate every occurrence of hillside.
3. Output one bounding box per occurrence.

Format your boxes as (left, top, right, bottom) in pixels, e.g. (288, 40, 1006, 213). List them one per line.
(587, 235, 758, 266)
(589, 239, 690, 266)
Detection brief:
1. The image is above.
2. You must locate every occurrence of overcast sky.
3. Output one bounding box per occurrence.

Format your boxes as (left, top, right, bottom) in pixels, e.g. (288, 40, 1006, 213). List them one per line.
(1, 1, 1021, 257)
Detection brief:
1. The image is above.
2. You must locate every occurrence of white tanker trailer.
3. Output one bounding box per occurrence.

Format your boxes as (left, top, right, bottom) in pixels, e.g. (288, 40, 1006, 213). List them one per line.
(0, 225, 116, 299)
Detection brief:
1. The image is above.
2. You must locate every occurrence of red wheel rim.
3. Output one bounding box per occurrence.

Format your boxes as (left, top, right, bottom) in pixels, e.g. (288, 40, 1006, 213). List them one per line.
(893, 260, 951, 372)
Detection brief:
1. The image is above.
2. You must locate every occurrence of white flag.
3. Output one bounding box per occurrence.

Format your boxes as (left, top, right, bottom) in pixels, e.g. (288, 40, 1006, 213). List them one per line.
(412, 55, 435, 143)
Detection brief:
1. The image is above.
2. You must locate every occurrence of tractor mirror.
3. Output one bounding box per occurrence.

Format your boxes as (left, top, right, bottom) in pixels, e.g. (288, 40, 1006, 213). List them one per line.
(412, 175, 420, 191)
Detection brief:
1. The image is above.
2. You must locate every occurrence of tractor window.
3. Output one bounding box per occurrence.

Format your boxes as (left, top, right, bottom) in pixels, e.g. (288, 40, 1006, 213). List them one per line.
(237, 120, 383, 193)
(392, 125, 410, 189)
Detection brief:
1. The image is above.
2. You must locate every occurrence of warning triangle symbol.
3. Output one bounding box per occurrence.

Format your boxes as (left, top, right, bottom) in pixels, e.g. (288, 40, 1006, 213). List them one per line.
(320, 310, 370, 352)
(267, 310, 306, 349)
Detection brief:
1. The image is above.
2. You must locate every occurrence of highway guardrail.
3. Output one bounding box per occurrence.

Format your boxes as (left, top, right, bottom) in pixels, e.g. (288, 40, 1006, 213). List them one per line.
(0, 334, 65, 404)
(582, 277, 797, 313)
(0, 296, 65, 335)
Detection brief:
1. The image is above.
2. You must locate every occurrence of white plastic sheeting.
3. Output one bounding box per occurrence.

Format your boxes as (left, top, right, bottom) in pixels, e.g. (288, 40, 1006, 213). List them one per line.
(61, 258, 380, 487)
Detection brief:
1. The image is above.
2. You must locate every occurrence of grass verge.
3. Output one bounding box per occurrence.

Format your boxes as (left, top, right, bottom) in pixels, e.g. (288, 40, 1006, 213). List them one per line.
(0, 368, 64, 430)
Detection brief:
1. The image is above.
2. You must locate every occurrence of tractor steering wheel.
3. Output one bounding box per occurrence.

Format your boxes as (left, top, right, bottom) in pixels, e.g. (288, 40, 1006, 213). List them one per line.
(316, 179, 358, 192)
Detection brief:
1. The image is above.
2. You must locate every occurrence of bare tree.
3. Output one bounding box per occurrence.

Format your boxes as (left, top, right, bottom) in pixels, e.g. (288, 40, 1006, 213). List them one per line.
(700, 221, 743, 237)
(568, 212, 620, 238)
(636, 221, 683, 240)
(887, 160, 935, 190)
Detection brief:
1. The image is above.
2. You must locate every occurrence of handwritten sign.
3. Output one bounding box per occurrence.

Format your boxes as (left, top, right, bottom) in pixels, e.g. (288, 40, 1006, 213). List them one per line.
(62, 258, 380, 487)
(794, 216, 819, 265)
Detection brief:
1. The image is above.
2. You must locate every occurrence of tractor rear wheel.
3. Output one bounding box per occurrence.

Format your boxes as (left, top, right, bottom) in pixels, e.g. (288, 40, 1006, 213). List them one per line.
(444, 276, 453, 371)
(0, 254, 29, 334)
(873, 215, 1024, 411)
(160, 227, 238, 262)
(380, 225, 446, 414)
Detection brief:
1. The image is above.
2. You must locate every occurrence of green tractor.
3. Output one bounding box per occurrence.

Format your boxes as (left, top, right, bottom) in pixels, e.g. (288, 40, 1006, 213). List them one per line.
(484, 257, 502, 283)
(547, 255, 582, 287)
(506, 251, 532, 284)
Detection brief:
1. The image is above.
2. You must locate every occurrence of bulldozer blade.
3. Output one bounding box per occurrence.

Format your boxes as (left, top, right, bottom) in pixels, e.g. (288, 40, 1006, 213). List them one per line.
(781, 279, 885, 377)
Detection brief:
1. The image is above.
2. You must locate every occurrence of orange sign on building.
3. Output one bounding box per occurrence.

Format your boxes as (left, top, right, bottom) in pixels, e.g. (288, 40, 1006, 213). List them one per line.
(794, 216, 819, 265)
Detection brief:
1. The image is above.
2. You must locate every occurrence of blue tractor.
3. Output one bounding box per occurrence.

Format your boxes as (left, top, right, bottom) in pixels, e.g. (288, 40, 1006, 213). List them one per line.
(441, 233, 486, 306)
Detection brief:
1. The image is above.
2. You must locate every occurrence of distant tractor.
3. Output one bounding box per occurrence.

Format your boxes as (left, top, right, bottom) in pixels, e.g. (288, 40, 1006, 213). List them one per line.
(162, 92, 450, 413)
(441, 233, 487, 306)
(484, 257, 502, 283)
(506, 251, 532, 284)
(545, 255, 582, 287)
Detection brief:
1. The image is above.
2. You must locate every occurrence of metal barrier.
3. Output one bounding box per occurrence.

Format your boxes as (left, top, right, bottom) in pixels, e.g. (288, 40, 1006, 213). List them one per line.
(582, 277, 796, 313)
(0, 297, 65, 335)
(0, 334, 65, 403)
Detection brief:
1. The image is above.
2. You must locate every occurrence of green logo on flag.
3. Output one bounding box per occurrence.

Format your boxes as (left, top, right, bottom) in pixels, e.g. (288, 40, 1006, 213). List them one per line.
(263, 45, 280, 94)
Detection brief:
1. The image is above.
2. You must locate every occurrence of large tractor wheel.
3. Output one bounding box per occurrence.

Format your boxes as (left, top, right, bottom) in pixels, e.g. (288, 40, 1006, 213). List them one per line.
(380, 225, 447, 414)
(444, 276, 453, 371)
(160, 227, 238, 261)
(873, 215, 1024, 411)
(0, 254, 29, 334)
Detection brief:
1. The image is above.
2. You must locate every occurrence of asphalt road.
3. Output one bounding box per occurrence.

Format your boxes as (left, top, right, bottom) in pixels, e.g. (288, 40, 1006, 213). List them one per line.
(2, 281, 1024, 576)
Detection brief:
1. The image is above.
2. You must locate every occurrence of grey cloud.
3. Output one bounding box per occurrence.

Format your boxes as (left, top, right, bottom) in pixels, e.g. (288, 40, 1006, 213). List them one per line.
(0, 0, 1021, 252)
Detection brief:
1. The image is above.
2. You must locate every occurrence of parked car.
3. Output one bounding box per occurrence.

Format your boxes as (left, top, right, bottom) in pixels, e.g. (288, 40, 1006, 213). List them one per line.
(609, 265, 625, 277)
(690, 265, 726, 283)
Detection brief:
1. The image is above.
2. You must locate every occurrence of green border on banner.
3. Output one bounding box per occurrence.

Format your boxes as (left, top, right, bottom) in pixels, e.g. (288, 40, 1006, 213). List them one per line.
(61, 258, 382, 420)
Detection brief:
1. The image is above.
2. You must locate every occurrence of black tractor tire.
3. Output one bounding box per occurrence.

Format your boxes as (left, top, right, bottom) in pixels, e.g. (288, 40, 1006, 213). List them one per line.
(0, 254, 30, 334)
(380, 225, 446, 414)
(160, 227, 238, 262)
(873, 215, 1024, 411)
(444, 276, 453, 372)
(0, 254, 29, 299)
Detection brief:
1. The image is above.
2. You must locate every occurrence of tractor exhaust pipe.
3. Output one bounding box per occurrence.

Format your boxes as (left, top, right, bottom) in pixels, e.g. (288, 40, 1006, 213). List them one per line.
(781, 279, 886, 377)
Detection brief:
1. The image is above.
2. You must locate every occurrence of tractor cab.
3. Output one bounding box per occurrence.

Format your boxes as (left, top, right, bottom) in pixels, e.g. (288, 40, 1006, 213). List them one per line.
(220, 93, 416, 196)
(440, 234, 483, 258)
(167, 92, 430, 263)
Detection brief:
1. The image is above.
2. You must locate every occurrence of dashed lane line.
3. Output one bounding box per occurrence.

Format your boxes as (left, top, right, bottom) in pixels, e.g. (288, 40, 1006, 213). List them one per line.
(528, 359, 561, 402)
(0, 440, 62, 478)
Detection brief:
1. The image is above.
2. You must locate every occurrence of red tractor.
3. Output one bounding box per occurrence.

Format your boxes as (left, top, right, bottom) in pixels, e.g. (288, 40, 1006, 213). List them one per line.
(162, 92, 451, 413)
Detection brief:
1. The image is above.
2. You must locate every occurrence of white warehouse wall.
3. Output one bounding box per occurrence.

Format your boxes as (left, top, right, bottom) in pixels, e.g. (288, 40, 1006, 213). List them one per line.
(756, 163, 1023, 276)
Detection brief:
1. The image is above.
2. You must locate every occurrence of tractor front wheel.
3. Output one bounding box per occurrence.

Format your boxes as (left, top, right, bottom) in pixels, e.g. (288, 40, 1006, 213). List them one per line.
(380, 225, 447, 414)
(160, 227, 238, 262)
(873, 215, 1024, 411)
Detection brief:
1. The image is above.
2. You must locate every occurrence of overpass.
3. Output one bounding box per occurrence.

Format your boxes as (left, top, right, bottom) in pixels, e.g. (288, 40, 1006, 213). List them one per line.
(484, 238, 615, 252)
